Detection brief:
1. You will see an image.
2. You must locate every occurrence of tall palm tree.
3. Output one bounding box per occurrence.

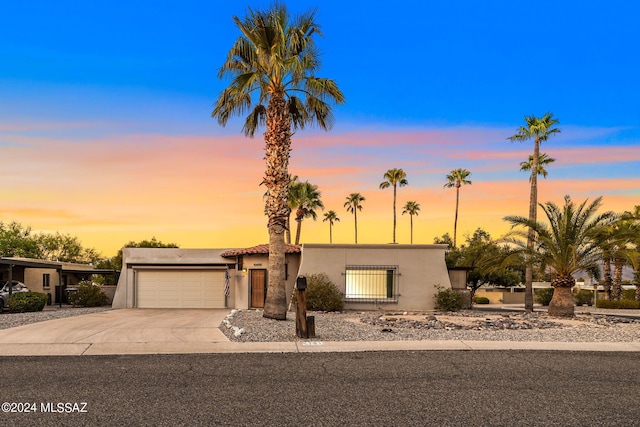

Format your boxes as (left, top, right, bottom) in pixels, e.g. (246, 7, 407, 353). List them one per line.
(344, 193, 365, 244)
(508, 113, 560, 312)
(505, 195, 615, 317)
(402, 201, 421, 244)
(379, 168, 408, 243)
(520, 153, 556, 181)
(212, 5, 344, 320)
(443, 168, 472, 248)
(291, 181, 324, 245)
(323, 210, 340, 244)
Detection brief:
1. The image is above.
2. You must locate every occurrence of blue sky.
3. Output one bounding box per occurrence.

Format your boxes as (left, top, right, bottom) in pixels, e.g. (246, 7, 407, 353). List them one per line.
(1, 1, 639, 254)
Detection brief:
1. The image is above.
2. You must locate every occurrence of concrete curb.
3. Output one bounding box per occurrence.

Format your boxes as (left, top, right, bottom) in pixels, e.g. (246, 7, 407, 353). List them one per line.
(2, 340, 640, 357)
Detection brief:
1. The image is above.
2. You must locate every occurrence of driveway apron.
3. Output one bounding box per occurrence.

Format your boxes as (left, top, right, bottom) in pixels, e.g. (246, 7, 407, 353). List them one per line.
(0, 309, 231, 355)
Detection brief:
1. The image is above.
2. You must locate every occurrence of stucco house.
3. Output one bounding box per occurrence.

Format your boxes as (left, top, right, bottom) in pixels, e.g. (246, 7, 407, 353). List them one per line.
(0, 257, 118, 304)
(112, 243, 451, 311)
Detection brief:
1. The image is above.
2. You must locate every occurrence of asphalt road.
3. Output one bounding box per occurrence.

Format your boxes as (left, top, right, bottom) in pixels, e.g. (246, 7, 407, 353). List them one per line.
(1, 351, 640, 426)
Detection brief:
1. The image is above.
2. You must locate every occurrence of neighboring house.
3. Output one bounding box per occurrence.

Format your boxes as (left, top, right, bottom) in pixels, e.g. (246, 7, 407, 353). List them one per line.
(0, 257, 118, 304)
(112, 243, 452, 311)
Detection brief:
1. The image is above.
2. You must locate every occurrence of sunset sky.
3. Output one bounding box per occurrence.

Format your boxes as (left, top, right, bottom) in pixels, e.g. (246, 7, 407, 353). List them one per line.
(2, 1, 639, 257)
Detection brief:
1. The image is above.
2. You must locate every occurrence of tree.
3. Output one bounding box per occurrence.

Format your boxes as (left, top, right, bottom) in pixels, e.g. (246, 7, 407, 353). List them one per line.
(456, 229, 523, 300)
(520, 153, 556, 181)
(100, 237, 179, 272)
(401, 201, 420, 244)
(212, 5, 344, 320)
(505, 195, 615, 317)
(379, 168, 408, 243)
(0, 222, 39, 258)
(291, 181, 324, 245)
(443, 168, 472, 248)
(595, 216, 640, 300)
(344, 193, 365, 244)
(322, 210, 340, 244)
(508, 112, 561, 312)
(0, 222, 99, 264)
(33, 232, 100, 264)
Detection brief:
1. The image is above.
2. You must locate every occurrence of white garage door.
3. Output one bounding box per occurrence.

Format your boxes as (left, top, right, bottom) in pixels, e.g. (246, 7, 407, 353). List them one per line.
(136, 270, 226, 308)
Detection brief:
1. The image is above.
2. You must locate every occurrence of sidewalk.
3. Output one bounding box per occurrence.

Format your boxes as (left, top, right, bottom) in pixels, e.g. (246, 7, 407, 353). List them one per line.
(1, 305, 639, 356)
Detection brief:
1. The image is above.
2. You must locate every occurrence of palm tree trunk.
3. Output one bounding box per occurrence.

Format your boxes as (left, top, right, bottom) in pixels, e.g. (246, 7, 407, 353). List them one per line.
(410, 214, 413, 244)
(392, 184, 397, 243)
(524, 137, 541, 312)
(295, 218, 302, 246)
(354, 209, 358, 244)
(548, 275, 575, 317)
(603, 257, 612, 299)
(611, 259, 624, 300)
(453, 185, 460, 248)
(286, 214, 292, 244)
(329, 223, 333, 244)
(262, 91, 291, 320)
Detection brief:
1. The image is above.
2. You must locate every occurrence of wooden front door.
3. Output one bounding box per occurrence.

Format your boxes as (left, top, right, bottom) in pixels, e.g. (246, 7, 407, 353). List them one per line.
(250, 269, 267, 308)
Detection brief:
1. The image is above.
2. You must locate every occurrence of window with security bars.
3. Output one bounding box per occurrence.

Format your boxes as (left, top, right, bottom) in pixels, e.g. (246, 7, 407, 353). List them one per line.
(344, 265, 399, 302)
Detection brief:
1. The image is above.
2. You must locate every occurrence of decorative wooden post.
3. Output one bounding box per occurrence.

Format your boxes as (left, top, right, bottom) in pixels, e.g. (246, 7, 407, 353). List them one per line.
(295, 276, 308, 338)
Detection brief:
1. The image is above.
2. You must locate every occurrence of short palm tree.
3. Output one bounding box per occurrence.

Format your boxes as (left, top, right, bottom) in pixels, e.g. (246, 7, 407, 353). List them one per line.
(402, 201, 421, 244)
(211, 5, 344, 320)
(520, 153, 556, 181)
(379, 168, 408, 243)
(508, 112, 561, 312)
(595, 217, 640, 300)
(344, 193, 365, 244)
(505, 195, 615, 317)
(443, 168, 472, 248)
(291, 181, 324, 245)
(323, 210, 340, 244)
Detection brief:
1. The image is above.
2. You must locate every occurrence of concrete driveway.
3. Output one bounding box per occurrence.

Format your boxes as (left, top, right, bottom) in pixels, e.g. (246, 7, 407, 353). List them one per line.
(0, 309, 232, 356)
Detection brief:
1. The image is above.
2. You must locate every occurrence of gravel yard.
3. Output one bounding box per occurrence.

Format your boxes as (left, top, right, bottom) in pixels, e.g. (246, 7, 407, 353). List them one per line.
(219, 309, 640, 343)
(0, 307, 112, 330)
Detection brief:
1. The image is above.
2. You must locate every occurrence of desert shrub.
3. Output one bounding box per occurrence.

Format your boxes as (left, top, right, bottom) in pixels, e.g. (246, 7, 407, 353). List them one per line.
(473, 296, 490, 304)
(534, 288, 554, 306)
(67, 281, 109, 307)
(622, 289, 635, 300)
(596, 299, 640, 309)
(8, 292, 47, 313)
(292, 273, 344, 312)
(574, 289, 594, 306)
(434, 285, 463, 312)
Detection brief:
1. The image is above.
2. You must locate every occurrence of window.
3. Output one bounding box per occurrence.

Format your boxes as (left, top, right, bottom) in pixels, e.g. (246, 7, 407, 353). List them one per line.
(344, 265, 399, 302)
(43, 273, 51, 289)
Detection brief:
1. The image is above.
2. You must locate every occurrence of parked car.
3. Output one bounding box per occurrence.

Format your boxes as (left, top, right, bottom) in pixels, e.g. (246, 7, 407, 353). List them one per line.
(0, 280, 29, 313)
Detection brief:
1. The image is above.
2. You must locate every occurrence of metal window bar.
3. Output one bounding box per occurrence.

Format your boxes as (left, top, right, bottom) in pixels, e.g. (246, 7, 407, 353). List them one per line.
(343, 265, 399, 302)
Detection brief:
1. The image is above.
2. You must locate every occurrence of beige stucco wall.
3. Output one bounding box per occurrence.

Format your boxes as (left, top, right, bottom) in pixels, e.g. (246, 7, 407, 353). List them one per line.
(23, 268, 59, 299)
(297, 244, 450, 311)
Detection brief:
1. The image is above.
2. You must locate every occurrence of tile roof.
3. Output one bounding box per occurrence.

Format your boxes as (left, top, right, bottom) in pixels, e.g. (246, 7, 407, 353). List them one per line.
(220, 243, 301, 257)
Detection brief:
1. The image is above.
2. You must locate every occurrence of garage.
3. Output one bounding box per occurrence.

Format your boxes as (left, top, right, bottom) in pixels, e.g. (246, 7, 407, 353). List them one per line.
(136, 270, 226, 308)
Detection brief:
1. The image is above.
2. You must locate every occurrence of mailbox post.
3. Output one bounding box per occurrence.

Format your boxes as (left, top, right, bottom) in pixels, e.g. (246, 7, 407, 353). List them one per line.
(295, 276, 308, 338)
(294, 276, 315, 338)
